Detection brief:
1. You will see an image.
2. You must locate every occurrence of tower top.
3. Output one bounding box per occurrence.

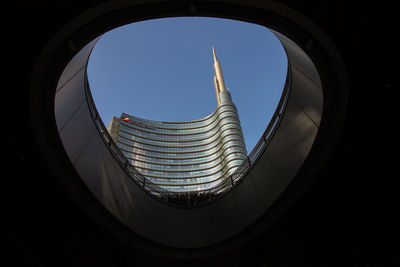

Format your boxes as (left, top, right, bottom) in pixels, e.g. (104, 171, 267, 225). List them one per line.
(212, 45, 218, 62)
(212, 45, 227, 105)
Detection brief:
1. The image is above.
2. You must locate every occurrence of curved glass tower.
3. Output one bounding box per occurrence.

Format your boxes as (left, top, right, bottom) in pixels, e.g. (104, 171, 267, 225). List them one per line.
(107, 47, 247, 192)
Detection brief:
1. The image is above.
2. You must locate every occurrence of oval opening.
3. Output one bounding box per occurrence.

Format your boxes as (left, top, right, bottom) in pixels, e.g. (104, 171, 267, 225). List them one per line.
(85, 17, 288, 201)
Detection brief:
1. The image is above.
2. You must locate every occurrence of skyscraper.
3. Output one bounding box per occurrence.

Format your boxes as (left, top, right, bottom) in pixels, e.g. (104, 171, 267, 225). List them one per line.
(107, 47, 247, 192)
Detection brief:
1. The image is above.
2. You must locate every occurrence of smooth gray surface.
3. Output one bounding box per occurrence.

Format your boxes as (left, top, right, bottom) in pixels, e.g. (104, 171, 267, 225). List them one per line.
(55, 68, 87, 131)
(280, 98, 319, 158)
(273, 30, 322, 87)
(56, 40, 98, 92)
(55, 30, 323, 248)
(249, 153, 287, 210)
(59, 102, 97, 164)
(290, 67, 323, 127)
(232, 174, 265, 223)
(187, 207, 213, 248)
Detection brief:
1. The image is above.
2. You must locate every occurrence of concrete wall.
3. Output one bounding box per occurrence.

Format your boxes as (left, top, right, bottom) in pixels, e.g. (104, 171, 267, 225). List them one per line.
(55, 30, 322, 249)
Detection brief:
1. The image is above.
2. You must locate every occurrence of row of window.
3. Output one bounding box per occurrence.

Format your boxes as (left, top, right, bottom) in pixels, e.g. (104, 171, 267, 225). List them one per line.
(136, 159, 243, 181)
(119, 127, 244, 150)
(117, 142, 223, 160)
(118, 140, 247, 161)
(138, 159, 245, 182)
(117, 136, 246, 155)
(120, 103, 238, 130)
(124, 151, 246, 172)
(123, 149, 247, 166)
(119, 119, 243, 144)
(120, 111, 241, 137)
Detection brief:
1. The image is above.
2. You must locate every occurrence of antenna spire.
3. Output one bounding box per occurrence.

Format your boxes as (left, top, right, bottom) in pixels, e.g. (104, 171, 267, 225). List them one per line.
(212, 45, 217, 62)
(212, 45, 227, 105)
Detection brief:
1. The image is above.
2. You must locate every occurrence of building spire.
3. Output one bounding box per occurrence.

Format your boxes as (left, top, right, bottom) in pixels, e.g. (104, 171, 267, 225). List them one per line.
(212, 45, 217, 63)
(212, 45, 226, 105)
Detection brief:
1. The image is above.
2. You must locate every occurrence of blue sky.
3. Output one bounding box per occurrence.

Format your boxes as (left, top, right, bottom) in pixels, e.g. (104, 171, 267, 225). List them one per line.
(87, 17, 287, 152)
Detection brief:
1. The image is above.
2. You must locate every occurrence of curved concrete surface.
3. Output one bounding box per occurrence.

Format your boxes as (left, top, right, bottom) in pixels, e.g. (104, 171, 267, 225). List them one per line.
(54, 27, 322, 249)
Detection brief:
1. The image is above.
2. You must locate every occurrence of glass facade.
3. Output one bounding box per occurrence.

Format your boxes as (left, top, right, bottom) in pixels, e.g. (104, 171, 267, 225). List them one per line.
(106, 47, 247, 192)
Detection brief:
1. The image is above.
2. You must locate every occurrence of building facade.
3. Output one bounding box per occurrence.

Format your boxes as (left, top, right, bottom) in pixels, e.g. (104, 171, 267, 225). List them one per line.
(107, 47, 247, 192)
